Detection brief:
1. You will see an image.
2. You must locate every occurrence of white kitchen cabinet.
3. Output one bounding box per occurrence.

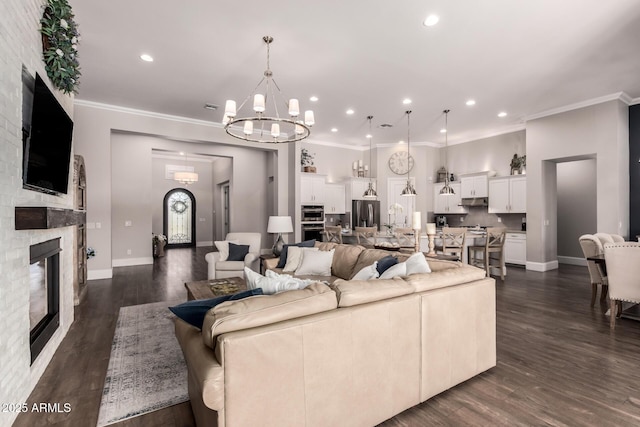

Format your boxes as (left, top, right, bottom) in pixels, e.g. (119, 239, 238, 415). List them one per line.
(504, 232, 527, 265)
(300, 173, 326, 204)
(433, 182, 467, 214)
(460, 174, 488, 198)
(325, 183, 346, 214)
(488, 176, 526, 214)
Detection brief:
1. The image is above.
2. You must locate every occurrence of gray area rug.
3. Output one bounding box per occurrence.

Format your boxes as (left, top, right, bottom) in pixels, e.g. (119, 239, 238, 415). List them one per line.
(97, 300, 188, 427)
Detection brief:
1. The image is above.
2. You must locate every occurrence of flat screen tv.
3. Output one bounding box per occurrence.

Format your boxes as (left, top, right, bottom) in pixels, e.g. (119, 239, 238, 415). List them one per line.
(22, 72, 74, 196)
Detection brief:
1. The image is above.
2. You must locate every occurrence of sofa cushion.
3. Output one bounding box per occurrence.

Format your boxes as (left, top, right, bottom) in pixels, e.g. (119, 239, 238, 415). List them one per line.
(201, 283, 337, 349)
(295, 249, 335, 276)
(169, 288, 264, 329)
(425, 258, 462, 272)
(316, 242, 365, 280)
(351, 249, 404, 280)
(215, 260, 245, 271)
(405, 252, 431, 274)
(331, 277, 414, 307)
(276, 239, 316, 268)
(404, 264, 487, 293)
(227, 243, 250, 261)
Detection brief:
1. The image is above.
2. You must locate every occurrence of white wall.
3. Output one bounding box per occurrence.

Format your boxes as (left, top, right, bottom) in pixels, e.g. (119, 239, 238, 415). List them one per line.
(557, 159, 597, 260)
(526, 99, 629, 271)
(73, 103, 288, 278)
(212, 157, 232, 241)
(0, 0, 76, 425)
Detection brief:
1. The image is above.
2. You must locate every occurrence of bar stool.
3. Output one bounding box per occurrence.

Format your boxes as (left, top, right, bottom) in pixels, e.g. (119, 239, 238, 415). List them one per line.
(468, 227, 506, 279)
(435, 227, 466, 261)
(354, 226, 377, 247)
(323, 225, 343, 244)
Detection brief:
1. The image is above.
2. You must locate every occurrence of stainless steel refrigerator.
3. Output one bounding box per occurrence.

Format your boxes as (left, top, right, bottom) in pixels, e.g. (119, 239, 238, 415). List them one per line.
(352, 200, 380, 230)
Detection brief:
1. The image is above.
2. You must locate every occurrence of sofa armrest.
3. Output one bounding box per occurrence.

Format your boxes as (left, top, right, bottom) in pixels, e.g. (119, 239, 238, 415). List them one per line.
(244, 252, 258, 265)
(205, 252, 222, 279)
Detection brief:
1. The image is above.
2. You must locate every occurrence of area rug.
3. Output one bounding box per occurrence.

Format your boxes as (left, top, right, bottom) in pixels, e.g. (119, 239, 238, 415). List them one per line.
(96, 300, 188, 427)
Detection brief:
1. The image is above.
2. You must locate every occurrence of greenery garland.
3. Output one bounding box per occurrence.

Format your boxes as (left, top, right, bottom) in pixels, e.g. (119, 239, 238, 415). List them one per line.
(40, 0, 81, 94)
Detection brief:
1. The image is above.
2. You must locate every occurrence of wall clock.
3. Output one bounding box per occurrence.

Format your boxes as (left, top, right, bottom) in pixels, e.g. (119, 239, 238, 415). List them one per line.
(388, 151, 414, 175)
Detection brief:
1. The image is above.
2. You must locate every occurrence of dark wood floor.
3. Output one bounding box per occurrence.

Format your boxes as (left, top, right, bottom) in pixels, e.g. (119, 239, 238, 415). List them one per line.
(14, 249, 640, 426)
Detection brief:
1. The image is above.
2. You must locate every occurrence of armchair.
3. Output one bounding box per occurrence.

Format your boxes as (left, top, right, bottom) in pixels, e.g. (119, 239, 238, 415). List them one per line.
(603, 242, 640, 329)
(205, 232, 262, 279)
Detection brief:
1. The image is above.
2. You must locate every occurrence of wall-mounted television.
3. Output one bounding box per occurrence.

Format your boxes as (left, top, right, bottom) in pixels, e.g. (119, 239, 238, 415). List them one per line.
(22, 71, 74, 196)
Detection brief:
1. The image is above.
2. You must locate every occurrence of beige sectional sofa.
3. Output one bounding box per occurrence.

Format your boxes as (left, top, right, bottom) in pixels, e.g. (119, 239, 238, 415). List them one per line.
(175, 243, 496, 427)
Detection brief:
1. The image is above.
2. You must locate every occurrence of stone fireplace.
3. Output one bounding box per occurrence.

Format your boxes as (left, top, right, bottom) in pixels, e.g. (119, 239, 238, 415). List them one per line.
(29, 238, 61, 364)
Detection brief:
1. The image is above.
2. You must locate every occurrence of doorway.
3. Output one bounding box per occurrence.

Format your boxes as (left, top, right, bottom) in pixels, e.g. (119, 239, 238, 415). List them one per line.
(222, 182, 230, 237)
(163, 188, 196, 248)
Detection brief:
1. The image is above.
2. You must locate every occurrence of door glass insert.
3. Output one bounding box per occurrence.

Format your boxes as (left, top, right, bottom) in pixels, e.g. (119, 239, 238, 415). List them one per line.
(167, 190, 193, 244)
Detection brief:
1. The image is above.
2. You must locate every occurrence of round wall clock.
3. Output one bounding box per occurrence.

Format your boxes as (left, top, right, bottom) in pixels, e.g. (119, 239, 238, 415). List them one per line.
(388, 151, 414, 175)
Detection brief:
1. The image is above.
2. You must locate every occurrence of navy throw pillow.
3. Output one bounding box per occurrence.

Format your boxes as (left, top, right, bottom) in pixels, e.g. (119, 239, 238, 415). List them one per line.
(227, 243, 250, 261)
(276, 239, 316, 268)
(169, 288, 263, 329)
(376, 255, 399, 275)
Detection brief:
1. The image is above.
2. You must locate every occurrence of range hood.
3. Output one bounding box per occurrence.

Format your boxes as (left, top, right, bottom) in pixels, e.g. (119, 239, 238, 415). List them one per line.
(459, 197, 488, 207)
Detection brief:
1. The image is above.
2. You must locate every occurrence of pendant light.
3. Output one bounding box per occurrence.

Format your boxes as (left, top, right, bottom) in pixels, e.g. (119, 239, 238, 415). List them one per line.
(401, 110, 417, 197)
(363, 115, 378, 198)
(440, 109, 455, 195)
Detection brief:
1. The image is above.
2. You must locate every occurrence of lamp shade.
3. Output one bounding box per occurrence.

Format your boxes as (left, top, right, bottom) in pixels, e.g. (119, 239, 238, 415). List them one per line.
(267, 216, 293, 233)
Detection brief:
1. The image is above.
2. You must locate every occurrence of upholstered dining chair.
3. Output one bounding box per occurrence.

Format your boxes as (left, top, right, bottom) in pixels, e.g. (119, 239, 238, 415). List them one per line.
(603, 242, 640, 329)
(468, 227, 506, 280)
(435, 227, 466, 260)
(579, 234, 609, 307)
(354, 226, 377, 247)
(393, 227, 415, 248)
(323, 225, 343, 244)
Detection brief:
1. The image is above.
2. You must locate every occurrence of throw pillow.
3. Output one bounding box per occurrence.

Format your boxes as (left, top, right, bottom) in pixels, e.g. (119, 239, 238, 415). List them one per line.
(169, 288, 264, 329)
(376, 255, 398, 275)
(227, 243, 250, 261)
(295, 248, 335, 276)
(284, 246, 318, 272)
(352, 261, 380, 280)
(276, 239, 316, 268)
(405, 252, 431, 275)
(265, 270, 316, 289)
(214, 240, 240, 261)
(246, 267, 313, 294)
(379, 261, 407, 279)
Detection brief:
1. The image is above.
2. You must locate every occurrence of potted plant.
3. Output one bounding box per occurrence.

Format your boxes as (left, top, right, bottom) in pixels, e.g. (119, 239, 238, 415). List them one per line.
(152, 233, 167, 258)
(301, 148, 316, 173)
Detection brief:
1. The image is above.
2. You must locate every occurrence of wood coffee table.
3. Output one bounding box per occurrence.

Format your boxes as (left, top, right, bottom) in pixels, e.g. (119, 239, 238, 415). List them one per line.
(185, 276, 247, 300)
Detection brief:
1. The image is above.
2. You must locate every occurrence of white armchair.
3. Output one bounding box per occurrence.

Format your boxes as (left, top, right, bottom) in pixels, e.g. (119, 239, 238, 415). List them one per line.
(603, 242, 640, 329)
(205, 232, 262, 280)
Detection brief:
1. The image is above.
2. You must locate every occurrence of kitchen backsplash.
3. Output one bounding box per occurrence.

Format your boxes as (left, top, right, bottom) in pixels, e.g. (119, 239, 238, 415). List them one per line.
(430, 207, 526, 231)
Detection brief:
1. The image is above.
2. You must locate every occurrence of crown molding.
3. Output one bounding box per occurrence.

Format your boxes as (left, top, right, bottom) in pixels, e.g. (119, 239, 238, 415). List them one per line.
(304, 139, 368, 151)
(74, 99, 223, 128)
(526, 92, 632, 122)
(630, 97, 640, 106)
(447, 123, 527, 146)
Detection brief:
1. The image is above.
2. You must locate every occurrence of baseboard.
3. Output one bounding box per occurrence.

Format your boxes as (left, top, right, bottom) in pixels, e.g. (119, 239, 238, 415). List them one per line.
(196, 241, 213, 247)
(526, 260, 559, 272)
(88, 269, 113, 280)
(558, 256, 587, 266)
(112, 257, 154, 267)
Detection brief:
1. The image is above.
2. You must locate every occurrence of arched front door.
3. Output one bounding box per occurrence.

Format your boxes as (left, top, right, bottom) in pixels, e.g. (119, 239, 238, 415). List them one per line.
(163, 188, 196, 248)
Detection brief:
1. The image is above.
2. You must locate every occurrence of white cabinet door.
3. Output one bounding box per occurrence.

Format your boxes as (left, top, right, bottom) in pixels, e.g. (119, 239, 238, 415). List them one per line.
(433, 185, 448, 214)
(300, 174, 326, 204)
(325, 184, 346, 214)
(488, 178, 510, 213)
(433, 183, 466, 214)
(504, 233, 526, 265)
(461, 175, 488, 198)
(460, 176, 475, 198)
(509, 177, 527, 213)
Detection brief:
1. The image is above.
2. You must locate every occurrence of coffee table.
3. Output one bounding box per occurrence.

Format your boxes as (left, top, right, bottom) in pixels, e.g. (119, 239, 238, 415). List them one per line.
(185, 276, 247, 301)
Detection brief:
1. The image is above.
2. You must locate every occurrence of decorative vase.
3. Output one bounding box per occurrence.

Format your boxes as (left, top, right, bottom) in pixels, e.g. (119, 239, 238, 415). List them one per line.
(153, 241, 166, 258)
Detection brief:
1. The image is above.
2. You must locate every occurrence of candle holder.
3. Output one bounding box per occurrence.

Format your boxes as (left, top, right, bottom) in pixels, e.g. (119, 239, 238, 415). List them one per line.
(414, 228, 421, 253)
(427, 234, 436, 256)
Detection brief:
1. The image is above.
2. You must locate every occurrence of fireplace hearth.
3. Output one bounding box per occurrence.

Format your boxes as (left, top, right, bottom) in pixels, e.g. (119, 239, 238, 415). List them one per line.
(29, 238, 60, 364)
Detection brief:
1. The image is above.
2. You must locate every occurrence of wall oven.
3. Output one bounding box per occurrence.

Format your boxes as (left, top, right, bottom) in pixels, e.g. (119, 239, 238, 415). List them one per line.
(301, 205, 325, 241)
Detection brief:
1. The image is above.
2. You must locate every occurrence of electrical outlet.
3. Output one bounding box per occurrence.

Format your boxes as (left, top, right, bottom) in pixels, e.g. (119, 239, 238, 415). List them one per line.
(329, 217, 334, 223)
(126, 249, 132, 255)
(497, 217, 502, 223)
(460, 217, 464, 222)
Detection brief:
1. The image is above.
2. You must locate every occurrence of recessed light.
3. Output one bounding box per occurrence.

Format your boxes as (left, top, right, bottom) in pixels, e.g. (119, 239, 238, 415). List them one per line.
(498, 112, 507, 118)
(179, 152, 185, 156)
(140, 54, 154, 62)
(423, 14, 439, 27)
(466, 99, 476, 106)
(403, 98, 412, 105)
(331, 128, 338, 132)
(366, 134, 372, 139)
(398, 140, 405, 144)
(310, 96, 319, 102)
(440, 128, 447, 133)
(346, 109, 355, 115)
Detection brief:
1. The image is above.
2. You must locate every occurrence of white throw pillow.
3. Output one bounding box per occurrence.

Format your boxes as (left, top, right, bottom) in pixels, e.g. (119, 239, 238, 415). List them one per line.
(379, 262, 407, 279)
(265, 270, 315, 290)
(284, 246, 318, 272)
(405, 252, 431, 275)
(214, 240, 239, 261)
(352, 261, 380, 280)
(295, 249, 335, 276)
(246, 268, 314, 295)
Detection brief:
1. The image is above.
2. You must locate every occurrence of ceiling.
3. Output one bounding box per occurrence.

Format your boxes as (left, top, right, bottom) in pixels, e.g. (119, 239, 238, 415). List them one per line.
(70, 0, 640, 148)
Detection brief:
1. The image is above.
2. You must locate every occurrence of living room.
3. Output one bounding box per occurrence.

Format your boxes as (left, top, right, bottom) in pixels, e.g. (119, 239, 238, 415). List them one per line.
(2, 1, 640, 426)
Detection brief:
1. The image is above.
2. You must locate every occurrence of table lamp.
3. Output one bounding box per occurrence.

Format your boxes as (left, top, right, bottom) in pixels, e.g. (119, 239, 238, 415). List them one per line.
(267, 216, 293, 256)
